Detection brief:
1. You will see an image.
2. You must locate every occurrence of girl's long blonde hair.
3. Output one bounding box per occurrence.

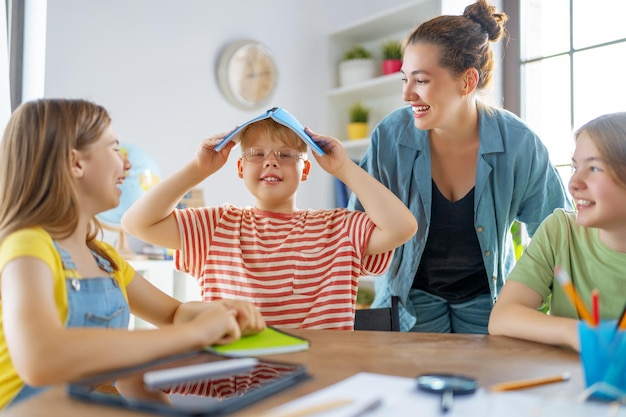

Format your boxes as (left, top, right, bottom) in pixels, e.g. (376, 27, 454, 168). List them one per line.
(0, 98, 118, 269)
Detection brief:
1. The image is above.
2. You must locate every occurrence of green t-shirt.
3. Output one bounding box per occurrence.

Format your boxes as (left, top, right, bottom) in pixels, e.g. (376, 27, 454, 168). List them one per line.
(508, 209, 626, 319)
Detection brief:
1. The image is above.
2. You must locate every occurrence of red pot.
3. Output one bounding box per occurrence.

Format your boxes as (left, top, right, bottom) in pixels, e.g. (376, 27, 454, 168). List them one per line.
(382, 59, 402, 75)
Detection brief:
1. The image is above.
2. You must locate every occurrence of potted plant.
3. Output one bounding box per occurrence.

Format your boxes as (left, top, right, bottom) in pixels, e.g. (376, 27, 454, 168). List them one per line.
(338, 45, 376, 87)
(347, 102, 370, 140)
(381, 40, 402, 75)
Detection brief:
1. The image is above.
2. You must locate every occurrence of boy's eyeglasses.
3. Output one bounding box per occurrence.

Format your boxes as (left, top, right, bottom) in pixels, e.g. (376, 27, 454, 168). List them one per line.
(242, 148, 303, 164)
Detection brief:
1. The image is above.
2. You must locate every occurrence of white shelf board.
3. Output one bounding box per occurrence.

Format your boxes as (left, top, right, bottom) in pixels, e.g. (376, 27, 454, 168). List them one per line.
(328, 72, 404, 100)
(329, 0, 441, 43)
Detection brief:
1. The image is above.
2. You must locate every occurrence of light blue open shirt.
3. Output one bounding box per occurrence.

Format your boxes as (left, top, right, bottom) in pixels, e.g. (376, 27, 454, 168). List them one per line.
(348, 105, 572, 331)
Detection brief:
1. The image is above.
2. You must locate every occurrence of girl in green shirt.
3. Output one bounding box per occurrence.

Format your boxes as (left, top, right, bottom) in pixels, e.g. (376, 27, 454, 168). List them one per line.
(489, 112, 626, 351)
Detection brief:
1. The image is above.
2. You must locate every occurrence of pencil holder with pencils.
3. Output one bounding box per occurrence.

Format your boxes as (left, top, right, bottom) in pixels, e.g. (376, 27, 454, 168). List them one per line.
(578, 320, 626, 401)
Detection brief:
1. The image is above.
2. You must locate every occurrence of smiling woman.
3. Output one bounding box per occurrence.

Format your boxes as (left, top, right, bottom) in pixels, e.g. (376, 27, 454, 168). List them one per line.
(348, 0, 572, 335)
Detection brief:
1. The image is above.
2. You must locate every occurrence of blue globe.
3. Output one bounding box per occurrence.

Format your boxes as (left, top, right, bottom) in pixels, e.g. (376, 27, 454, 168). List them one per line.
(97, 143, 161, 226)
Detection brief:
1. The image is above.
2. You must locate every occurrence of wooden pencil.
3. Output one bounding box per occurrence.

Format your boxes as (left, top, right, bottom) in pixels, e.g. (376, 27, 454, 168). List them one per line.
(489, 373, 571, 392)
(554, 267, 595, 326)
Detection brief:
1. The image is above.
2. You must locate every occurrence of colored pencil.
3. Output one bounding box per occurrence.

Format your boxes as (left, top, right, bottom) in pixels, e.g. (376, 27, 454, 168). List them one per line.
(489, 372, 571, 392)
(554, 267, 594, 326)
(617, 302, 626, 330)
(591, 288, 600, 326)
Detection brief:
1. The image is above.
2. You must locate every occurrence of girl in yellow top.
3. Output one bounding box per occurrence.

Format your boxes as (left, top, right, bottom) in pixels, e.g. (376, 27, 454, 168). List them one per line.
(0, 99, 265, 410)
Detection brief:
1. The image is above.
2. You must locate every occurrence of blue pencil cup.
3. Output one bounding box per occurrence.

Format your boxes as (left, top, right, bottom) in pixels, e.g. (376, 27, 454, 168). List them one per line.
(578, 320, 626, 401)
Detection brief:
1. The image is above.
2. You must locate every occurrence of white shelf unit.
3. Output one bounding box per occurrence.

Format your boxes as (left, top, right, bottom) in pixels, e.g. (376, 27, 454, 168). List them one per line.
(327, 2, 442, 300)
(327, 0, 442, 161)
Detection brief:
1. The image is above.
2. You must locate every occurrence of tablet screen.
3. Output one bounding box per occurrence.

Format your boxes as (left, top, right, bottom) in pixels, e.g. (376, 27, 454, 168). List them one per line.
(67, 350, 309, 416)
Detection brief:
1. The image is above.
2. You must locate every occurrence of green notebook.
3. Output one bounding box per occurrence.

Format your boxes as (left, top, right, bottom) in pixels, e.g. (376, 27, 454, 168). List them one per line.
(208, 326, 309, 357)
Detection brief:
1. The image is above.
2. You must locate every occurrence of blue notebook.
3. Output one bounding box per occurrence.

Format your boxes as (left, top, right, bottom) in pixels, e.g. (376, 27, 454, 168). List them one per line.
(213, 107, 325, 156)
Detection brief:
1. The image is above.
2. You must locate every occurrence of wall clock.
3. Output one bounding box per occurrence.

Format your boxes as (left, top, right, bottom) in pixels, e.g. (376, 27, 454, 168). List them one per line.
(217, 40, 278, 110)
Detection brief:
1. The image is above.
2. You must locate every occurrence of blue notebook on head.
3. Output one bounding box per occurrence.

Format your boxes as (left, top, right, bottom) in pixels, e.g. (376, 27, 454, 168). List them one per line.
(214, 107, 325, 156)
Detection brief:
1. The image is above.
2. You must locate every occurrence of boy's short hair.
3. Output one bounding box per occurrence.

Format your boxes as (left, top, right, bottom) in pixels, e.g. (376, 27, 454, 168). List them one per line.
(239, 119, 308, 159)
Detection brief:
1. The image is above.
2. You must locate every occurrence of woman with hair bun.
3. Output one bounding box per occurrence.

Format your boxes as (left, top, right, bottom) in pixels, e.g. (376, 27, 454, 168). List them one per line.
(348, 0, 571, 334)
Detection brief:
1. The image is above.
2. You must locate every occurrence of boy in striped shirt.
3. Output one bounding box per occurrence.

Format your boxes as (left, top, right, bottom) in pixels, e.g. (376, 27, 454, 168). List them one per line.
(122, 119, 417, 330)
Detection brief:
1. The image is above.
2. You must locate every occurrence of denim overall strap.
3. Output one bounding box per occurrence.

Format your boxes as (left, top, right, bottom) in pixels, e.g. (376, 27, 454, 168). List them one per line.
(7, 242, 130, 408)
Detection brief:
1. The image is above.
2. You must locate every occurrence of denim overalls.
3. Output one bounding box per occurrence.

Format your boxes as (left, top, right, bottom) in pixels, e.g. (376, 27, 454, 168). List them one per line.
(6, 242, 130, 408)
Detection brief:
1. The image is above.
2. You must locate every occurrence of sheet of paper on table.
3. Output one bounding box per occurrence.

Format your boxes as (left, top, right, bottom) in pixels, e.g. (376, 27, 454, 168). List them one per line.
(263, 372, 625, 417)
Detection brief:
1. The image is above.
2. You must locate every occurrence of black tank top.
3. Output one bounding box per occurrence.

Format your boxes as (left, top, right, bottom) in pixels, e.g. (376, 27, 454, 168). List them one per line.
(412, 180, 490, 303)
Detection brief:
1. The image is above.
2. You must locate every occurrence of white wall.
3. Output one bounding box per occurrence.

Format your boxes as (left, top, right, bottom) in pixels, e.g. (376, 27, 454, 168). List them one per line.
(43, 0, 411, 213)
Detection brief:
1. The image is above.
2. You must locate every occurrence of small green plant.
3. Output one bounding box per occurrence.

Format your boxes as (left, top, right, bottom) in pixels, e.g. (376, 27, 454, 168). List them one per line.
(356, 286, 375, 307)
(349, 102, 370, 123)
(343, 45, 372, 60)
(382, 40, 402, 60)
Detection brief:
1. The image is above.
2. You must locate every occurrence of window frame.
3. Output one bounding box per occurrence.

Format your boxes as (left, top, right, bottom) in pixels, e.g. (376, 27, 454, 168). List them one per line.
(503, 0, 626, 182)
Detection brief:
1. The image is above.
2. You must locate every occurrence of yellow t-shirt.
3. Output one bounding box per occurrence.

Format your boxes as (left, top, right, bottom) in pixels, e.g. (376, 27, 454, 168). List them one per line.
(0, 227, 135, 409)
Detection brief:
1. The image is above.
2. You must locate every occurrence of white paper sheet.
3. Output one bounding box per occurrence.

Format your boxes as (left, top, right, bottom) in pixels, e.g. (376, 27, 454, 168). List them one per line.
(264, 372, 626, 417)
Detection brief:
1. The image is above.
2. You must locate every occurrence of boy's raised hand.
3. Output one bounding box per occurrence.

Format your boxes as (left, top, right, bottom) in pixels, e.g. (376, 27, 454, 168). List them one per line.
(304, 129, 417, 257)
(305, 127, 352, 176)
(194, 131, 237, 177)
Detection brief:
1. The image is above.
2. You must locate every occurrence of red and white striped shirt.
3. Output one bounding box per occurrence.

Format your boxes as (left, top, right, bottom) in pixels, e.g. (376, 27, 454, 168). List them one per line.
(174, 204, 392, 330)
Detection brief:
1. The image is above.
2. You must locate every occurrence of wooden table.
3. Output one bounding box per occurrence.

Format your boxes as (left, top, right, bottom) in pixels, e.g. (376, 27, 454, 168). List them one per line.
(3, 330, 583, 417)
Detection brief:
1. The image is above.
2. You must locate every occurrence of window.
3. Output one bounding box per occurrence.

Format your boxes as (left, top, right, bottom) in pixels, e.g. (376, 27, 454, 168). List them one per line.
(503, 0, 626, 182)
(1, 8, 9, 128)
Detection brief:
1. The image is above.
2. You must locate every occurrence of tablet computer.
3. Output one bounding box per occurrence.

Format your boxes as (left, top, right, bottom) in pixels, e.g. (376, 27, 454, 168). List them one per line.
(213, 107, 325, 156)
(66, 350, 309, 417)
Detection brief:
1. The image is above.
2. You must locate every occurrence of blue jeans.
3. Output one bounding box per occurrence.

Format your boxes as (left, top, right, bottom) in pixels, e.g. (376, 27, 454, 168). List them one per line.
(407, 289, 491, 334)
(6, 244, 129, 409)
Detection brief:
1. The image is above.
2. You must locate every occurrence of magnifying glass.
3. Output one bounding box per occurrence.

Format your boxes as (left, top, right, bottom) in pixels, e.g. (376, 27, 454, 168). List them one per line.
(416, 373, 477, 414)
